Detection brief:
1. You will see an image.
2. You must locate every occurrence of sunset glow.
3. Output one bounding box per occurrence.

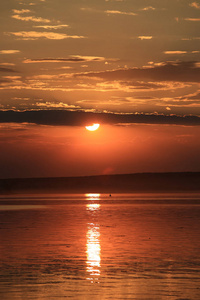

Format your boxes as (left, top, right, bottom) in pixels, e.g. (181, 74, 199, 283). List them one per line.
(0, 0, 199, 178)
(0, 0, 200, 299)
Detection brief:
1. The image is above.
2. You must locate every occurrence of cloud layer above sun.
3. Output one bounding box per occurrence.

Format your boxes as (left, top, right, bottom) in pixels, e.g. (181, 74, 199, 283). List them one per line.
(0, 0, 200, 120)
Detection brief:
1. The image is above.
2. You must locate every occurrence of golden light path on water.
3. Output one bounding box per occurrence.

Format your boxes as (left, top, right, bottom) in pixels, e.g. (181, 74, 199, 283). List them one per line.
(85, 193, 101, 283)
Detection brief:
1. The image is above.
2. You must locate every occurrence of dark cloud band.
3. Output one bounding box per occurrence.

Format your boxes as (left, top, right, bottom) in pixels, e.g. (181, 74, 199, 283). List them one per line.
(0, 67, 16, 73)
(76, 61, 200, 83)
(0, 110, 200, 126)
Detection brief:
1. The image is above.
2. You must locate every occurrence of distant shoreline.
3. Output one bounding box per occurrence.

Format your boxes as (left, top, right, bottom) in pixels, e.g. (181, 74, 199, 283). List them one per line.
(0, 172, 200, 194)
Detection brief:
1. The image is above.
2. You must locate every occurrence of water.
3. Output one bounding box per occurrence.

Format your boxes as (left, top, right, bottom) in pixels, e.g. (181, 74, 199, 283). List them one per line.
(0, 193, 200, 300)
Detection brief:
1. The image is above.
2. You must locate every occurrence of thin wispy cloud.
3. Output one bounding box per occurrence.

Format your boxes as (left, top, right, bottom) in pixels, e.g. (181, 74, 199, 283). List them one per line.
(158, 92, 200, 108)
(80, 7, 98, 12)
(23, 55, 117, 63)
(11, 7, 52, 23)
(35, 101, 80, 109)
(164, 50, 199, 54)
(105, 10, 137, 16)
(184, 18, 200, 21)
(80, 7, 137, 16)
(138, 36, 153, 40)
(164, 51, 187, 54)
(12, 9, 32, 14)
(75, 61, 200, 83)
(22, 3, 36, 6)
(0, 50, 20, 54)
(181, 37, 200, 40)
(141, 6, 156, 11)
(12, 14, 51, 23)
(0, 67, 16, 73)
(0, 63, 16, 66)
(33, 25, 69, 30)
(189, 2, 200, 9)
(7, 31, 85, 40)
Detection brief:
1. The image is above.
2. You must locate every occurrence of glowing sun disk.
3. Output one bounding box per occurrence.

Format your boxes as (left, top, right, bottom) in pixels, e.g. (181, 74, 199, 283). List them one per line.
(85, 123, 100, 131)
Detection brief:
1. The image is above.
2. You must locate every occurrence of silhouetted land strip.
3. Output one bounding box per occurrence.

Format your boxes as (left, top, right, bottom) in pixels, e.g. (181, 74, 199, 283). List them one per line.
(0, 172, 200, 194)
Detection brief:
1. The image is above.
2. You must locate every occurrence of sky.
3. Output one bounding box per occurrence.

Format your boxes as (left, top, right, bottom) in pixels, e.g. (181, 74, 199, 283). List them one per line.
(0, 0, 200, 178)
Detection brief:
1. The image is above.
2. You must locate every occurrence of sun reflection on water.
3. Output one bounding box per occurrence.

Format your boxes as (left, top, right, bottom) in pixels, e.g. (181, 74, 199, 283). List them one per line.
(85, 193, 100, 200)
(85, 194, 101, 283)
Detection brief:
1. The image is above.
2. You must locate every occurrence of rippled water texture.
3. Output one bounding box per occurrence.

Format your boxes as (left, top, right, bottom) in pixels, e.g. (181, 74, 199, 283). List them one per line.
(0, 193, 200, 299)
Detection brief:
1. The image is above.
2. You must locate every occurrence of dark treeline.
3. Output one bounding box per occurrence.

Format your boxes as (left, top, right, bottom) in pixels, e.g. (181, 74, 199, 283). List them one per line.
(0, 172, 200, 194)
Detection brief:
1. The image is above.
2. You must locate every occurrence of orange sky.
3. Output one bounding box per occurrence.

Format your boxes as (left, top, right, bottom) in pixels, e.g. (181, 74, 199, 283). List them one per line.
(0, 0, 200, 177)
(0, 122, 199, 178)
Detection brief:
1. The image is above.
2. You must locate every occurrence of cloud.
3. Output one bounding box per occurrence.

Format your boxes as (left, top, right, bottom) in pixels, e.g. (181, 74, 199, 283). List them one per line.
(59, 66, 73, 70)
(87, 80, 178, 92)
(0, 67, 16, 73)
(80, 7, 98, 13)
(2, 76, 21, 80)
(12, 14, 51, 23)
(12, 9, 32, 14)
(34, 101, 80, 109)
(0, 110, 199, 126)
(0, 76, 22, 89)
(164, 51, 199, 55)
(164, 51, 187, 54)
(80, 7, 137, 16)
(0, 50, 20, 54)
(7, 31, 85, 40)
(23, 55, 117, 63)
(141, 6, 156, 11)
(11, 97, 31, 101)
(178, 91, 200, 101)
(138, 36, 153, 40)
(0, 79, 10, 84)
(25, 3, 36, 5)
(12, 5, 50, 23)
(1, 73, 176, 93)
(0, 63, 16, 66)
(118, 81, 173, 90)
(28, 74, 61, 79)
(189, 2, 200, 9)
(184, 18, 200, 21)
(78, 96, 155, 106)
(149, 91, 200, 109)
(75, 61, 200, 83)
(189, 92, 200, 100)
(0, 67, 193, 94)
(33, 25, 69, 29)
(105, 10, 137, 16)
(160, 100, 200, 108)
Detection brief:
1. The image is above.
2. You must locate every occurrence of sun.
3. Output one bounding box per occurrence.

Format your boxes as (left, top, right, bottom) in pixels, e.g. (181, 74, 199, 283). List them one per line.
(85, 123, 100, 131)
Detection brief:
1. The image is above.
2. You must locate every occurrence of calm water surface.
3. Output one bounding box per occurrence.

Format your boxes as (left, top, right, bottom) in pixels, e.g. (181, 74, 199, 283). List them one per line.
(0, 193, 200, 300)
